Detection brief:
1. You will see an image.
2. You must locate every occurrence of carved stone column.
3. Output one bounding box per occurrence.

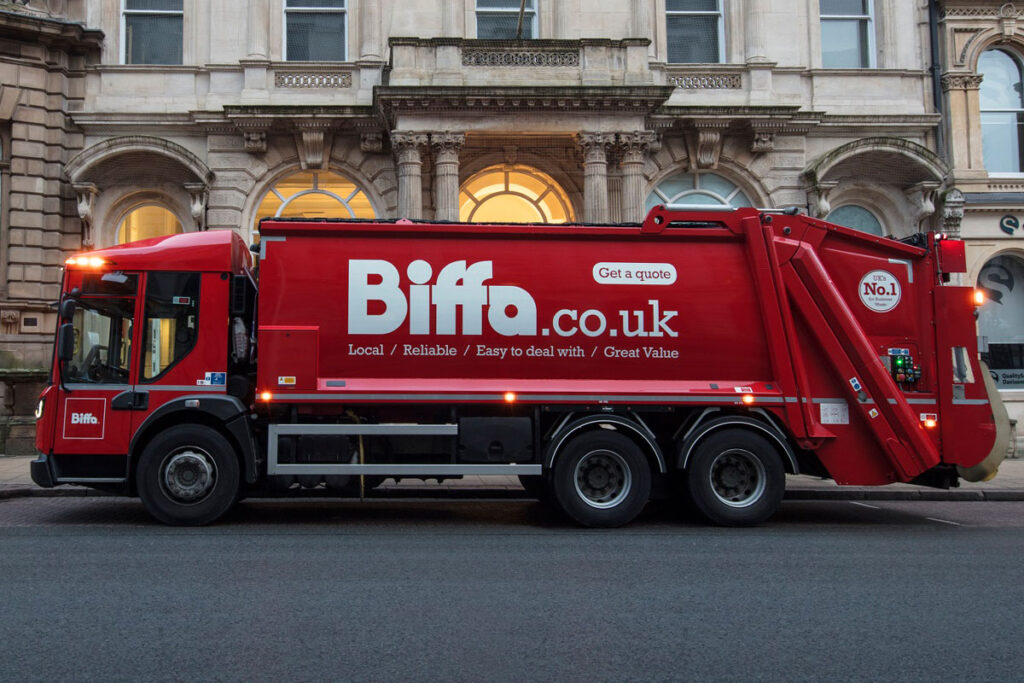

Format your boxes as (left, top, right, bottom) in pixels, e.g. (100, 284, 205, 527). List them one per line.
(246, 0, 269, 59)
(393, 132, 429, 219)
(576, 133, 615, 223)
(432, 133, 465, 222)
(618, 131, 659, 223)
(359, 0, 382, 59)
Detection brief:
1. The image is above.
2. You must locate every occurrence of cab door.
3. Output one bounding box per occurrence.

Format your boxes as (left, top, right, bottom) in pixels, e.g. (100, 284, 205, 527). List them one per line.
(52, 271, 141, 457)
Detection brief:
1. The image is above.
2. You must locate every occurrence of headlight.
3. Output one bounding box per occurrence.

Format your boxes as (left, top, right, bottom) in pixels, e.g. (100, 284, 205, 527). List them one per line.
(34, 397, 45, 420)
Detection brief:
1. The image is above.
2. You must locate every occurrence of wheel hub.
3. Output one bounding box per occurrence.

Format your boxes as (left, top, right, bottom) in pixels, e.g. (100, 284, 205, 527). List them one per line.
(574, 449, 631, 509)
(163, 450, 216, 503)
(709, 449, 766, 508)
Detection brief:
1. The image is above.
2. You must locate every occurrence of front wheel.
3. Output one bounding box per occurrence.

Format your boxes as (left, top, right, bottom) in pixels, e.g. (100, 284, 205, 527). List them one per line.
(685, 429, 785, 526)
(136, 425, 240, 526)
(552, 431, 651, 528)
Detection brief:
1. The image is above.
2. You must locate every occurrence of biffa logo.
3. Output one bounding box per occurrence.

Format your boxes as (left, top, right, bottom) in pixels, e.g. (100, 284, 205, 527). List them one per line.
(348, 259, 537, 336)
(71, 412, 99, 425)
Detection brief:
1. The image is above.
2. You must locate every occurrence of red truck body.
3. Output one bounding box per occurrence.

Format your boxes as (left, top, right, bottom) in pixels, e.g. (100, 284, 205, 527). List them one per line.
(33, 206, 1009, 526)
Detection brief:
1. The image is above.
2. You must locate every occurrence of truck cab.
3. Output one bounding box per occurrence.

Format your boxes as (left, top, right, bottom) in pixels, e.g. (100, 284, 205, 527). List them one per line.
(32, 230, 256, 518)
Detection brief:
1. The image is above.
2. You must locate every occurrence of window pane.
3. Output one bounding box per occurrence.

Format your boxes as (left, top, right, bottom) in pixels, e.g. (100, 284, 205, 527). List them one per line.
(666, 16, 719, 63)
(820, 0, 867, 15)
(981, 111, 1024, 172)
(126, 0, 182, 10)
(826, 205, 884, 236)
(287, 12, 346, 61)
(126, 15, 182, 65)
(142, 272, 200, 381)
(287, 0, 345, 7)
(478, 0, 533, 8)
(477, 13, 533, 39)
(667, 0, 718, 11)
(117, 205, 182, 244)
(979, 50, 1024, 109)
(66, 298, 134, 384)
(821, 19, 867, 68)
(978, 255, 1024, 387)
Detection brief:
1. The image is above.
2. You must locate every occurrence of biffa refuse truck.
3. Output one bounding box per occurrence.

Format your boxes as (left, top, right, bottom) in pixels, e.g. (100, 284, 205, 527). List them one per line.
(32, 205, 1010, 526)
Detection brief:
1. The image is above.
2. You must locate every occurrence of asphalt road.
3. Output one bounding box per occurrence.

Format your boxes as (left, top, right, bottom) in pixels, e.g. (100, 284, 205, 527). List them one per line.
(1, 497, 1022, 682)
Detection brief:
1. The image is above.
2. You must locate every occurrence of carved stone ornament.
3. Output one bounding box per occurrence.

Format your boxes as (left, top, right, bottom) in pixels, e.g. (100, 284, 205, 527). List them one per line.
(575, 132, 616, 165)
(941, 73, 984, 91)
(941, 188, 966, 238)
(617, 131, 660, 161)
(1002, 3, 1019, 38)
(904, 182, 940, 226)
(294, 121, 335, 170)
(72, 182, 99, 248)
(0, 310, 19, 334)
(686, 122, 730, 170)
(390, 132, 430, 165)
(360, 131, 383, 153)
(806, 181, 838, 219)
(751, 131, 775, 153)
(244, 131, 267, 153)
(184, 182, 208, 231)
(431, 133, 466, 160)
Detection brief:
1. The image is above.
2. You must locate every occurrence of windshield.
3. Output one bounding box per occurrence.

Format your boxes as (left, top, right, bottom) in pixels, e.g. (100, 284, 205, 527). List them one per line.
(65, 297, 135, 384)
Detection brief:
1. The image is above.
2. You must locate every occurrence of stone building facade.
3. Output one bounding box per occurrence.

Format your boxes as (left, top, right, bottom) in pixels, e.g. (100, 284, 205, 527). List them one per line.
(0, 0, 996, 452)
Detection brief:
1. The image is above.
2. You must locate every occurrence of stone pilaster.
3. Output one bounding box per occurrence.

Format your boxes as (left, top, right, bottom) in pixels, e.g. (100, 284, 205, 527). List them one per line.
(392, 132, 429, 219)
(359, 0, 382, 59)
(631, 0, 651, 55)
(431, 133, 465, 223)
(617, 131, 658, 224)
(744, 0, 768, 63)
(576, 133, 615, 223)
(246, 0, 269, 59)
(942, 72, 986, 179)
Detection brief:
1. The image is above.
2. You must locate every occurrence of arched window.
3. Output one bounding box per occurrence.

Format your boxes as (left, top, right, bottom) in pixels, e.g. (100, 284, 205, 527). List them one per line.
(645, 172, 753, 210)
(826, 204, 884, 236)
(254, 170, 376, 236)
(979, 48, 1024, 173)
(459, 165, 574, 223)
(977, 254, 1024, 388)
(117, 205, 183, 244)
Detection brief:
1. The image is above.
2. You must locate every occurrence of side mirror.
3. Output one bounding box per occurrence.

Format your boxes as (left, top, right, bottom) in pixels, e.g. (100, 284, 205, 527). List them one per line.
(57, 323, 75, 361)
(60, 298, 76, 321)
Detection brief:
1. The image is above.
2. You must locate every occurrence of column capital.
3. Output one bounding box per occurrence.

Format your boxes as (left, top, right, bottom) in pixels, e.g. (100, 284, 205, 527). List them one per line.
(941, 72, 984, 91)
(575, 132, 616, 164)
(431, 132, 466, 158)
(616, 131, 660, 163)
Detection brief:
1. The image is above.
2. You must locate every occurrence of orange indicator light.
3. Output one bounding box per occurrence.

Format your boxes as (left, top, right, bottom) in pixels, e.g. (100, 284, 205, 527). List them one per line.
(921, 413, 938, 429)
(65, 256, 106, 268)
(504, 392, 517, 403)
(742, 394, 755, 405)
(259, 391, 272, 401)
(973, 290, 986, 306)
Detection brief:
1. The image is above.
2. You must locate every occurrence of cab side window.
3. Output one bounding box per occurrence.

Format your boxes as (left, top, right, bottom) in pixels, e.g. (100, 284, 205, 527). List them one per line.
(142, 272, 200, 382)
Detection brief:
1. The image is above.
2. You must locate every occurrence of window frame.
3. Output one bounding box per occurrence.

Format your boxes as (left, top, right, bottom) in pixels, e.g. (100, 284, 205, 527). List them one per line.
(121, 0, 184, 66)
(0, 126, 9, 299)
(665, 0, 725, 64)
(825, 203, 885, 236)
(819, 0, 876, 69)
(284, 0, 348, 62)
(139, 271, 201, 384)
(979, 48, 1024, 176)
(475, 0, 538, 40)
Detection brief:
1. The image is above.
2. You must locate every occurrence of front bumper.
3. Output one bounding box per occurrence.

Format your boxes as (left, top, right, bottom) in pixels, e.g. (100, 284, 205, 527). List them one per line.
(30, 453, 56, 488)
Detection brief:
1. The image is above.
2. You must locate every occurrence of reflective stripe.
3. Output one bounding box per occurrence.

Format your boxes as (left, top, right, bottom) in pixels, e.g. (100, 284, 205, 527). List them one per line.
(264, 393, 789, 404)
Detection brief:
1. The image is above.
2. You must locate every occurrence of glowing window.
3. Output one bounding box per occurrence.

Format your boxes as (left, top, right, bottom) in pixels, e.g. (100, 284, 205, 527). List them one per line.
(117, 205, 183, 244)
(977, 254, 1024, 388)
(459, 165, 574, 223)
(646, 172, 752, 210)
(254, 170, 375, 236)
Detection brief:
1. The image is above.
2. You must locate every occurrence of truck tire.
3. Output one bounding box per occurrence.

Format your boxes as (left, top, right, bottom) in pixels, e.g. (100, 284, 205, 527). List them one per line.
(685, 429, 784, 526)
(136, 425, 241, 526)
(552, 431, 651, 528)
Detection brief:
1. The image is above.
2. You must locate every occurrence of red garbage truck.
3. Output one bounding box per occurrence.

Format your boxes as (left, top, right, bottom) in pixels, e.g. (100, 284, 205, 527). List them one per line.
(32, 205, 1009, 526)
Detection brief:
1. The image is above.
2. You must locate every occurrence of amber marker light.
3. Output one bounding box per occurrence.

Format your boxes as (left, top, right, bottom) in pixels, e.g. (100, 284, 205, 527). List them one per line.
(921, 413, 938, 429)
(504, 392, 517, 403)
(973, 289, 986, 306)
(259, 391, 272, 402)
(65, 256, 106, 268)
(742, 394, 755, 405)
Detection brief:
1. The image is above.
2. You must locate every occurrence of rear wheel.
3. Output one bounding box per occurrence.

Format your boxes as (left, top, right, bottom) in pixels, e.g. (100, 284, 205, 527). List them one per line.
(552, 431, 651, 528)
(685, 429, 784, 526)
(136, 425, 240, 526)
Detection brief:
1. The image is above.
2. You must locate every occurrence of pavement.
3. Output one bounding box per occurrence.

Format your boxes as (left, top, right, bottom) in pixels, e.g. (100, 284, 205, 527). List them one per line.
(2, 453, 1023, 501)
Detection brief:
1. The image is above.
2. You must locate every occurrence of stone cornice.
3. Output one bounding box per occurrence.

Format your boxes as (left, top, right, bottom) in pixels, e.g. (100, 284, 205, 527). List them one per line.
(376, 85, 675, 127)
(0, 8, 103, 53)
(388, 37, 650, 51)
